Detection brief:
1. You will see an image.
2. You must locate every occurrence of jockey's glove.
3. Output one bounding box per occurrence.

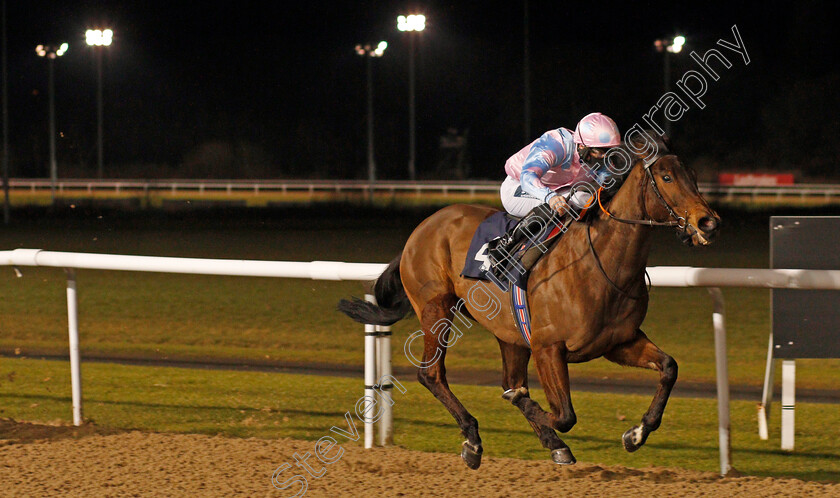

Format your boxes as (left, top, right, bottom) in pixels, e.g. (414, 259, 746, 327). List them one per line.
(547, 194, 568, 214)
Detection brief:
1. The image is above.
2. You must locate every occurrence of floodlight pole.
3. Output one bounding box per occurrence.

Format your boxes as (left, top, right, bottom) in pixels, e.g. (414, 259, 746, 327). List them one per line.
(36, 43, 68, 204)
(654, 35, 685, 139)
(408, 33, 416, 181)
(87, 29, 112, 179)
(398, 15, 424, 181)
(356, 42, 386, 197)
(366, 55, 375, 185)
(2, 0, 9, 224)
(95, 47, 103, 179)
(48, 56, 57, 202)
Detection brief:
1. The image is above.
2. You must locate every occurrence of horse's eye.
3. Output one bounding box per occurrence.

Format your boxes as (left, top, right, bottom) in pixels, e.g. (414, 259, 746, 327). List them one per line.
(662, 175, 672, 183)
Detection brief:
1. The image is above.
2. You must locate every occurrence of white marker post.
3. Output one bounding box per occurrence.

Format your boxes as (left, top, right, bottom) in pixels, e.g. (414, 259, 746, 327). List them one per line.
(709, 288, 731, 476)
(781, 360, 796, 451)
(65, 268, 83, 426)
(757, 333, 775, 440)
(377, 322, 393, 446)
(363, 294, 376, 449)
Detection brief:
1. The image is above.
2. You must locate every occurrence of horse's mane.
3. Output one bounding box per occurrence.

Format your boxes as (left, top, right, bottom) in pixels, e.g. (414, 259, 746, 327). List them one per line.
(638, 131, 673, 155)
(621, 130, 672, 165)
(592, 130, 673, 198)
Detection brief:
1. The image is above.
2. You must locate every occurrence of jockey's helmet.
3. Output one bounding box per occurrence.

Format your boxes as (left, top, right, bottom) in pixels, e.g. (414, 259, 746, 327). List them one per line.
(573, 112, 621, 148)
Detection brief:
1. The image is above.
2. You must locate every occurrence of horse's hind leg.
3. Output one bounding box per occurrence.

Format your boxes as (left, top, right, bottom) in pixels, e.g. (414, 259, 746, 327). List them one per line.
(604, 329, 678, 452)
(498, 340, 576, 465)
(415, 293, 484, 469)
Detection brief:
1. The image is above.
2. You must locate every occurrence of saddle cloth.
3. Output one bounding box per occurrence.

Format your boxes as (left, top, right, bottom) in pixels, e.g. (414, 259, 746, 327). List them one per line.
(460, 211, 520, 284)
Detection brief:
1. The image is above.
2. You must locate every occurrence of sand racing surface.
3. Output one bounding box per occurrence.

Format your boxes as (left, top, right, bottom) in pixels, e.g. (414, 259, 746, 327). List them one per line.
(0, 419, 837, 497)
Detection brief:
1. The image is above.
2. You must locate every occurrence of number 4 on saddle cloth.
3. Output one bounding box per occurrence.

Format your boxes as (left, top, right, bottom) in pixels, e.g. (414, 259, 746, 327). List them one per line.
(460, 205, 570, 347)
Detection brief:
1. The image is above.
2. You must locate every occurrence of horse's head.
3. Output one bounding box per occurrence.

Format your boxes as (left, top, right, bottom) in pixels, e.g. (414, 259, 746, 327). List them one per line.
(603, 132, 721, 246)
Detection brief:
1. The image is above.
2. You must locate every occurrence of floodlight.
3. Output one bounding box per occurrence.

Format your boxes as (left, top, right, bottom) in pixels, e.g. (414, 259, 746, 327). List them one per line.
(86, 29, 114, 46)
(398, 14, 425, 32)
(374, 41, 387, 56)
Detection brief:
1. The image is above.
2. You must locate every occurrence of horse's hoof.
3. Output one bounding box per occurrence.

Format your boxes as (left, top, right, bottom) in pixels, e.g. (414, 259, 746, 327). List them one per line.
(622, 425, 646, 453)
(461, 440, 483, 470)
(550, 447, 576, 465)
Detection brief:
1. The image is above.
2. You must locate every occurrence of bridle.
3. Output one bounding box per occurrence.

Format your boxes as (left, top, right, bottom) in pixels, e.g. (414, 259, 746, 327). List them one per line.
(597, 153, 687, 229)
(585, 153, 699, 300)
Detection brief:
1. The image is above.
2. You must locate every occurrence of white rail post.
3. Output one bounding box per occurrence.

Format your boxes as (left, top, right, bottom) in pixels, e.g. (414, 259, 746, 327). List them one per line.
(781, 360, 796, 450)
(363, 294, 376, 449)
(377, 323, 393, 446)
(708, 288, 732, 476)
(758, 332, 775, 440)
(65, 268, 83, 426)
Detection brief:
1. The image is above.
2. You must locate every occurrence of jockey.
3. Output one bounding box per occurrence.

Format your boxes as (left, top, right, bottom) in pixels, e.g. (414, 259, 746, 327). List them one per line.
(488, 112, 622, 269)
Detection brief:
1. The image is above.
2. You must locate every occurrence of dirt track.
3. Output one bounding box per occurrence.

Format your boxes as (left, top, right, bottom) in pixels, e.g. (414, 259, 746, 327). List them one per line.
(0, 419, 837, 497)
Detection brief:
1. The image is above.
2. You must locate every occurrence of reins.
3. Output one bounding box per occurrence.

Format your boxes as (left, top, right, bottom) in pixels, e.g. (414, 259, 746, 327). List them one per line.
(585, 219, 649, 300)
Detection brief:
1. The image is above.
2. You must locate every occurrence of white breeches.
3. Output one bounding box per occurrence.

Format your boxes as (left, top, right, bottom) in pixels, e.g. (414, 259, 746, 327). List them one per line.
(499, 176, 592, 217)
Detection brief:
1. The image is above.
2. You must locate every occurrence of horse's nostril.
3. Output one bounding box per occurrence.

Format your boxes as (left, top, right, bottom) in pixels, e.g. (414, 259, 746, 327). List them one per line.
(699, 216, 719, 233)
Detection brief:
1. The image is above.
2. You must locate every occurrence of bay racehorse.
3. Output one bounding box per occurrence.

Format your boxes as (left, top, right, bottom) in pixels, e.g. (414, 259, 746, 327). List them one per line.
(338, 134, 720, 469)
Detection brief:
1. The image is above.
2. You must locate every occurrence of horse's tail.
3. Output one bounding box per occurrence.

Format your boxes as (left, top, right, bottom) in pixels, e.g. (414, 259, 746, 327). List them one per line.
(337, 253, 414, 325)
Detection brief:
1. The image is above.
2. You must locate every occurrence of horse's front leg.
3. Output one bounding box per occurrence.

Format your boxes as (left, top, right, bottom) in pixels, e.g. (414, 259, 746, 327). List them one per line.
(531, 341, 577, 464)
(604, 329, 678, 452)
(497, 339, 575, 465)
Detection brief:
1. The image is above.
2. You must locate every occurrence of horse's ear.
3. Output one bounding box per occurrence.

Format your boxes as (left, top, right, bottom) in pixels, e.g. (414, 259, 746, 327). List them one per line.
(660, 133, 673, 153)
(629, 129, 672, 155)
(627, 133, 645, 152)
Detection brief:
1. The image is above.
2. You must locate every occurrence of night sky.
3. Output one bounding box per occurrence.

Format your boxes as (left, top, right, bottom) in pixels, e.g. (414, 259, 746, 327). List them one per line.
(4, 1, 839, 180)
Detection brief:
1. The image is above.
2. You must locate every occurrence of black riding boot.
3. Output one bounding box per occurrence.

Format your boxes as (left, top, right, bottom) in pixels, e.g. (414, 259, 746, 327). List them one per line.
(487, 204, 565, 272)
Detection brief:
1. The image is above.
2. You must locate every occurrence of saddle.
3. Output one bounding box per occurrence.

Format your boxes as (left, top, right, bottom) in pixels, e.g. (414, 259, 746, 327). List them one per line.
(461, 210, 571, 347)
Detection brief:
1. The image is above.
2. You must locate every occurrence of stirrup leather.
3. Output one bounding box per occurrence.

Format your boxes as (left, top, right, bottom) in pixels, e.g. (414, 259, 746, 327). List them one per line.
(486, 205, 568, 286)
